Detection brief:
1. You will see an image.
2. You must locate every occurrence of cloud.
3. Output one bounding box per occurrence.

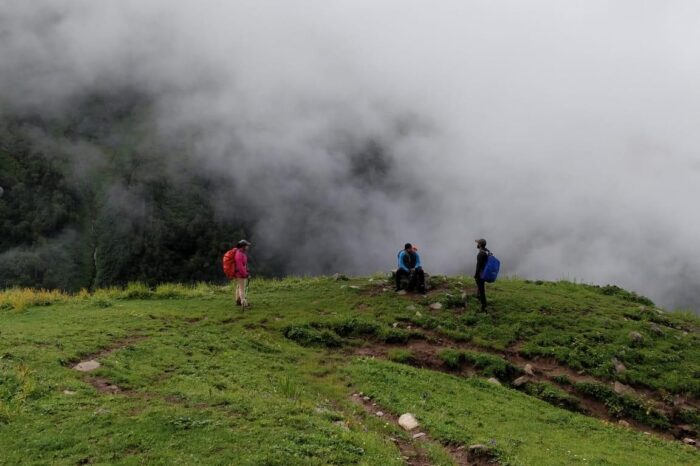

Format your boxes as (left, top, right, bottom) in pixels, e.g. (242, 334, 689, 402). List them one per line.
(1, 0, 699, 310)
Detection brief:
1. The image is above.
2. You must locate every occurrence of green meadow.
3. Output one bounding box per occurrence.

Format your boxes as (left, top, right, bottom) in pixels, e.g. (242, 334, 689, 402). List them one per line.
(1, 277, 698, 465)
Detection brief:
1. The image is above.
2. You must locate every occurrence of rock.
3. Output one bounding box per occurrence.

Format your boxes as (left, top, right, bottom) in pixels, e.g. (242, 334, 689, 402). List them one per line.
(362, 396, 371, 401)
(674, 425, 696, 439)
(334, 420, 350, 431)
(612, 358, 627, 374)
(412, 432, 426, 439)
(349, 285, 360, 290)
(63, 390, 76, 396)
(396, 290, 407, 295)
(375, 411, 384, 417)
(392, 322, 399, 328)
(405, 304, 416, 311)
(682, 438, 696, 445)
(467, 444, 491, 458)
(523, 363, 535, 376)
(614, 381, 631, 394)
(332, 273, 349, 281)
(513, 375, 530, 387)
(398, 413, 419, 431)
(415, 311, 422, 317)
(618, 420, 630, 428)
(429, 303, 443, 311)
(74, 360, 100, 372)
(487, 377, 502, 386)
(628, 331, 643, 345)
(649, 324, 664, 336)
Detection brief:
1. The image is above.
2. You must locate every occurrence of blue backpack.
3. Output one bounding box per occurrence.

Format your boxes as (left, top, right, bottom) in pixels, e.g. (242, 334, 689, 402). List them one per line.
(481, 254, 500, 283)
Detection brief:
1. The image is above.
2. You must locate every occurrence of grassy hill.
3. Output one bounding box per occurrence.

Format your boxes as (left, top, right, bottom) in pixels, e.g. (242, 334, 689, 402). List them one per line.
(0, 277, 698, 465)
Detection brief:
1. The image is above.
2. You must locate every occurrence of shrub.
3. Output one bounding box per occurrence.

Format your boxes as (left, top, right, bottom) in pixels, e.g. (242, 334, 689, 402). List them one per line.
(283, 325, 343, 348)
(523, 382, 583, 412)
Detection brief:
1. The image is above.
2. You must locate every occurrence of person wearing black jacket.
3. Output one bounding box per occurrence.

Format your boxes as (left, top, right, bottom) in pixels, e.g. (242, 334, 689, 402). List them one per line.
(474, 238, 490, 311)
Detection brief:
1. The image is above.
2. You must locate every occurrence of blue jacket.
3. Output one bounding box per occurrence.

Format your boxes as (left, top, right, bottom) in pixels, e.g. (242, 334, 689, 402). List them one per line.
(397, 250, 422, 272)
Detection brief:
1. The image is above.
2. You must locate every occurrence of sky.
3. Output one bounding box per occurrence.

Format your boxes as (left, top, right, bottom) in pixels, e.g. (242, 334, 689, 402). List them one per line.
(1, 0, 699, 310)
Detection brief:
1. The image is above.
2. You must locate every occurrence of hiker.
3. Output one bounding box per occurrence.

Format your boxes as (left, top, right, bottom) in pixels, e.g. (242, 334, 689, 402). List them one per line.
(474, 238, 490, 311)
(222, 240, 251, 306)
(395, 243, 426, 293)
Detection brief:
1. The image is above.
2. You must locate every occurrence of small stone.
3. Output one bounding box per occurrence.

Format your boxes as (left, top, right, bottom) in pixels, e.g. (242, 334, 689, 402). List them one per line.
(352, 393, 359, 397)
(412, 432, 426, 439)
(392, 322, 399, 328)
(405, 304, 416, 311)
(334, 420, 350, 431)
(487, 377, 502, 386)
(74, 360, 101, 372)
(397, 290, 407, 295)
(628, 331, 643, 345)
(363, 396, 371, 401)
(614, 381, 631, 394)
(513, 375, 530, 387)
(523, 364, 535, 376)
(349, 285, 360, 290)
(332, 273, 349, 281)
(612, 358, 627, 374)
(468, 444, 490, 457)
(682, 437, 696, 445)
(649, 324, 664, 336)
(398, 413, 419, 430)
(429, 303, 443, 310)
(375, 411, 384, 417)
(618, 420, 630, 428)
(63, 390, 76, 396)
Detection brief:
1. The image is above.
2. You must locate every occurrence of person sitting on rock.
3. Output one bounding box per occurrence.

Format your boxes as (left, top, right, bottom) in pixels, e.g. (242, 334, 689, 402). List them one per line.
(395, 243, 426, 293)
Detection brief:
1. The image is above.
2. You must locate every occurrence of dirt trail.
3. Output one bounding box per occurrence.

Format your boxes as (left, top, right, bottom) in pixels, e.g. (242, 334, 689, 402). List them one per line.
(350, 337, 690, 443)
(350, 393, 498, 466)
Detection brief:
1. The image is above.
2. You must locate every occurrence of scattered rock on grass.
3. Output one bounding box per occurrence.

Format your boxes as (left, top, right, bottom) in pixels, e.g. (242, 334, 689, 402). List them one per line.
(523, 363, 535, 376)
(628, 331, 644, 345)
(513, 375, 530, 387)
(63, 390, 76, 396)
(614, 381, 631, 395)
(429, 303, 443, 311)
(398, 413, 419, 430)
(649, 324, 664, 336)
(412, 432, 426, 439)
(332, 273, 349, 281)
(375, 411, 384, 417)
(487, 378, 502, 386)
(612, 358, 627, 374)
(682, 438, 696, 446)
(74, 360, 101, 372)
(618, 420, 630, 428)
(397, 290, 407, 295)
(405, 304, 416, 311)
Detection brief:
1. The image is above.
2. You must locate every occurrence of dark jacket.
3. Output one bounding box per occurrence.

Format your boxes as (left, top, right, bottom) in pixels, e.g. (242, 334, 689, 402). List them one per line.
(475, 248, 490, 279)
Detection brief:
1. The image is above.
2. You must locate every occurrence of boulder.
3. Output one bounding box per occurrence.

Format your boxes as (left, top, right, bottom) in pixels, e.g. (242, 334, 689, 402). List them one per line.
(487, 377, 502, 386)
(398, 413, 419, 431)
(429, 303, 443, 311)
(649, 324, 664, 336)
(73, 360, 100, 372)
(682, 438, 696, 446)
(332, 273, 349, 281)
(618, 420, 630, 428)
(523, 363, 535, 376)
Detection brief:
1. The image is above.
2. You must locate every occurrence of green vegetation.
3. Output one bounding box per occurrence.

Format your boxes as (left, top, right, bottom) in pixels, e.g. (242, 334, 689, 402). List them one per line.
(0, 277, 698, 465)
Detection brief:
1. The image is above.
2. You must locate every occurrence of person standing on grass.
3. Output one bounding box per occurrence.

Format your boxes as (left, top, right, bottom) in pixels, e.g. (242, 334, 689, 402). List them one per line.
(232, 240, 251, 306)
(474, 238, 490, 311)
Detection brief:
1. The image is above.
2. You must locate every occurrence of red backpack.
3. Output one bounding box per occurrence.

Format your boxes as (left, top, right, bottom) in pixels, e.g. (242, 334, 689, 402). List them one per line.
(222, 248, 238, 279)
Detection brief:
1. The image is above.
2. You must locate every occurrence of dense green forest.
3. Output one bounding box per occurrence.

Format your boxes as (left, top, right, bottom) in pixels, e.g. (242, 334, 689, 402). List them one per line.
(0, 94, 255, 291)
